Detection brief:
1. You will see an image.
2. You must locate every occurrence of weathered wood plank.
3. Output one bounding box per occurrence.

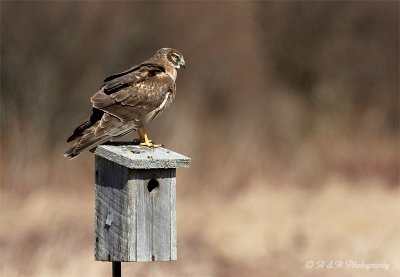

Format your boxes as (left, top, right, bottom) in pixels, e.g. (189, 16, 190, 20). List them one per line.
(170, 178, 177, 260)
(133, 169, 176, 261)
(95, 156, 134, 261)
(135, 176, 151, 261)
(95, 145, 191, 169)
(152, 173, 172, 261)
(126, 179, 137, 261)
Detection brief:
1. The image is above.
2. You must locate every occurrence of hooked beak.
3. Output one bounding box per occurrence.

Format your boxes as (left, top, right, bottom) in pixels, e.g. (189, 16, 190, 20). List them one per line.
(179, 58, 186, 69)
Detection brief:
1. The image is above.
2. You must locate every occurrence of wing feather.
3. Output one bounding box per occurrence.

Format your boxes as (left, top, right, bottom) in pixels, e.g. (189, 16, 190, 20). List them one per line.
(103, 64, 165, 94)
(92, 72, 174, 122)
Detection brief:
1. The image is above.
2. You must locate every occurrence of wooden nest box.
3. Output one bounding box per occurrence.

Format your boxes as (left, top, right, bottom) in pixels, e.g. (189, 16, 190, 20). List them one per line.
(94, 144, 190, 262)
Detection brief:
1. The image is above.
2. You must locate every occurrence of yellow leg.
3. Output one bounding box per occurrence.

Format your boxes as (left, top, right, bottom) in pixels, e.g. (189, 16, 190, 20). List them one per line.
(137, 127, 146, 141)
(137, 127, 162, 148)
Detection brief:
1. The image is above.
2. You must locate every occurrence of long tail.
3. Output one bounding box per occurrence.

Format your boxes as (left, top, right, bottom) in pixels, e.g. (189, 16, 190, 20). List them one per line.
(64, 132, 111, 159)
(65, 107, 140, 158)
(64, 122, 137, 159)
(65, 107, 113, 158)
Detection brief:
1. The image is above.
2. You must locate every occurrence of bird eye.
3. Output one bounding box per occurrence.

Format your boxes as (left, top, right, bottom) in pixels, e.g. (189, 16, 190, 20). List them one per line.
(172, 54, 179, 62)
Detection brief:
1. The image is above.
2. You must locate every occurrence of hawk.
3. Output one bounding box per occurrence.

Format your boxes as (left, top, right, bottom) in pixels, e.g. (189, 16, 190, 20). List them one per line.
(64, 48, 185, 159)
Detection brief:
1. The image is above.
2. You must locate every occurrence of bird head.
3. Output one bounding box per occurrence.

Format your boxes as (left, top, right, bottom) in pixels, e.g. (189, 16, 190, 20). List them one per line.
(155, 48, 186, 70)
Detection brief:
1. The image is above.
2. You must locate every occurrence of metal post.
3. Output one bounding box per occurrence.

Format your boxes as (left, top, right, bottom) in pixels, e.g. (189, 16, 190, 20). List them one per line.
(112, 262, 121, 277)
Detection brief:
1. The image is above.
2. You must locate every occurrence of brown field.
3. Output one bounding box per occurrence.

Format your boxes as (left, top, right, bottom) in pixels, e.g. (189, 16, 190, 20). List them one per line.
(1, 136, 399, 276)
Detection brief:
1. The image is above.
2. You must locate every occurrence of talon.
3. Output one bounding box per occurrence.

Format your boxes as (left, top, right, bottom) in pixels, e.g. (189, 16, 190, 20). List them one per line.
(139, 141, 162, 148)
(137, 127, 162, 148)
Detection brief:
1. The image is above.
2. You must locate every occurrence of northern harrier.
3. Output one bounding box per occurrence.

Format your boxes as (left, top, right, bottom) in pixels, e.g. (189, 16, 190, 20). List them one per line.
(64, 48, 185, 159)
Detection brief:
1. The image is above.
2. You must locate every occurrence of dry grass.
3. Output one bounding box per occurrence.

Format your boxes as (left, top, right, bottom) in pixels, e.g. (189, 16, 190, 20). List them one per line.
(1, 164, 399, 276)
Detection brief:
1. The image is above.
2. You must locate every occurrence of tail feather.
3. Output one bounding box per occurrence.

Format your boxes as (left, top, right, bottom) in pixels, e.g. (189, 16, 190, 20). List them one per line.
(64, 132, 111, 159)
(64, 108, 137, 159)
(67, 119, 91, 142)
(67, 108, 104, 142)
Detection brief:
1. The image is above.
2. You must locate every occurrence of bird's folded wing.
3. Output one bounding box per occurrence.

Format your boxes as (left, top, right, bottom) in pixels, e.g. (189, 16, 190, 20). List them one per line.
(91, 70, 175, 123)
(102, 64, 165, 93)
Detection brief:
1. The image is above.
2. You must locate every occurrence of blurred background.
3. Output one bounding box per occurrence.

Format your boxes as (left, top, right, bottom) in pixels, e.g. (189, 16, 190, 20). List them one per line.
(1, 1, 399, 276)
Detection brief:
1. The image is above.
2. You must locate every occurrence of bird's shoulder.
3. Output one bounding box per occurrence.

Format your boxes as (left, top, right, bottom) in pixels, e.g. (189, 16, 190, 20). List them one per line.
(102, 62, 170, 94)
(91, 62, 175, 110)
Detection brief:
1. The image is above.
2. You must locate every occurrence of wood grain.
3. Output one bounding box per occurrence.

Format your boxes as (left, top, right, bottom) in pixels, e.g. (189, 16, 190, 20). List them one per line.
(94, 146, 187, 262)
